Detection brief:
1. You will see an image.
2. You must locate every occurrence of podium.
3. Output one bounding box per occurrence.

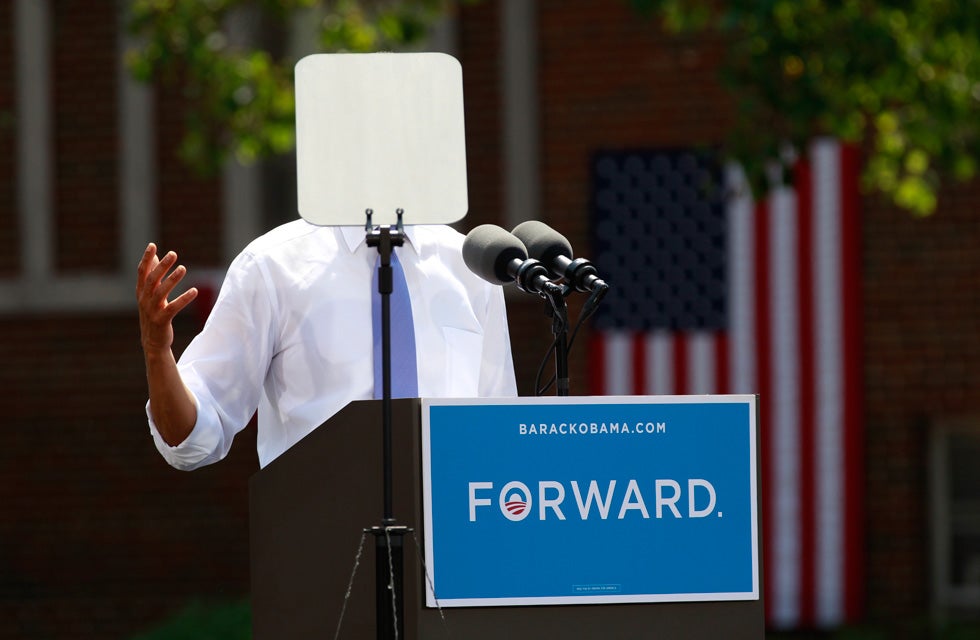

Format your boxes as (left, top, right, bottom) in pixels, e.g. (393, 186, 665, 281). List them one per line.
(250, 397, 764, 639)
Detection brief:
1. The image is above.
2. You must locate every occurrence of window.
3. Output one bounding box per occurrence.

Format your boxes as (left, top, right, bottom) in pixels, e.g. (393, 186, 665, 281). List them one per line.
(931, 420, 980, 614)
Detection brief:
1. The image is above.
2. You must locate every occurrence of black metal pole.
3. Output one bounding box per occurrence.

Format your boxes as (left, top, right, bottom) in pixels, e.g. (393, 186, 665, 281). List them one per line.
(366, 213, 408, 640)
(376, 227, 395, 523)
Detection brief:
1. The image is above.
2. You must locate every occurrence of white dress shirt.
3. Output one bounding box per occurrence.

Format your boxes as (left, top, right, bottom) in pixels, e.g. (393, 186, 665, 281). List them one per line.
(148, 221, 517, 469)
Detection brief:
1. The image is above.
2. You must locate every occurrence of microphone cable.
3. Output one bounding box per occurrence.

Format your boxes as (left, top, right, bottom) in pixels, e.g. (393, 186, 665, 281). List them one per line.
(533, 282, 609, 396)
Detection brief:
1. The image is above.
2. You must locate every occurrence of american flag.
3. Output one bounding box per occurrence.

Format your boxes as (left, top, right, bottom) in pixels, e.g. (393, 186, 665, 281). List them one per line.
(587, 140, 863, 629)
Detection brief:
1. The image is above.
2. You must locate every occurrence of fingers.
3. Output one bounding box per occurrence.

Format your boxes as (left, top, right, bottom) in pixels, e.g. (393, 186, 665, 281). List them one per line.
(156, 263, 188, 301)
(164, 287, 199, 320)
(136, 244, 199, 354)
(147, 251, 178, 289)
(136, 243, 158, 295)
(137, 243, 157, 277)
(136, 243, 194, 314)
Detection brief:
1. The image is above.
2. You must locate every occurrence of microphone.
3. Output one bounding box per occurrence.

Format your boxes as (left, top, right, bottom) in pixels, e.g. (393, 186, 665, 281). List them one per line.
(462, 224, 558, 295)
(511, 220, 607, 293)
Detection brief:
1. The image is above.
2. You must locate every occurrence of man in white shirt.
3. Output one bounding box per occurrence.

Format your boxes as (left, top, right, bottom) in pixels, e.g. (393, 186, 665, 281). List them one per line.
(137, 220, 518, 470)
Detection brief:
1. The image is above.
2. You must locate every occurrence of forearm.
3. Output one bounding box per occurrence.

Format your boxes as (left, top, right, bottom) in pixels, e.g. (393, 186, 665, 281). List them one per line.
(144, 348, 197, 446)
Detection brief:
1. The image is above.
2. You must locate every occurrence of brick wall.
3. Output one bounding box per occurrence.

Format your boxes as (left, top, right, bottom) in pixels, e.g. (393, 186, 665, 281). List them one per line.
(863, 179, 980, 624)
(457, 0, 503, 233)
(155, 80, 223, 269)
(0, 3, 243, 638)
(0, 313, 257, 639)
(52, 0, 119, 273)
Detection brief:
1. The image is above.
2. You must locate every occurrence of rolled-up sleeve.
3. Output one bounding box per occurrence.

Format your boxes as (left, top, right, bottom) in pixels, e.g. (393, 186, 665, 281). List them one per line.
(147, 392, 223, 470)
(147, 251, 277, 470)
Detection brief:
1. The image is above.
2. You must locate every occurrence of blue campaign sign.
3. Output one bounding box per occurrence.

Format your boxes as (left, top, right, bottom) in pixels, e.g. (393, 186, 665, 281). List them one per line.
(420, 395, 759, 607)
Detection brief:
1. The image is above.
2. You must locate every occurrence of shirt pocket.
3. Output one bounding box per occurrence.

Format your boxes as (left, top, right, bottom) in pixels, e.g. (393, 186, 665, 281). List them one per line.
(441, 326, 483, 397)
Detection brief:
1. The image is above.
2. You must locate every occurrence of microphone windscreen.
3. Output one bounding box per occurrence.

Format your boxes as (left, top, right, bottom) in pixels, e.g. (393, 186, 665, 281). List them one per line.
(463, 224, 528, 284)
(511, 220, 573, 268)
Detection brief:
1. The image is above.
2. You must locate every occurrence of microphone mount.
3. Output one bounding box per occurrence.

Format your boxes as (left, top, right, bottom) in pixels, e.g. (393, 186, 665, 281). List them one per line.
(558, 256, 607, 294)
(508, 257, 562, 297)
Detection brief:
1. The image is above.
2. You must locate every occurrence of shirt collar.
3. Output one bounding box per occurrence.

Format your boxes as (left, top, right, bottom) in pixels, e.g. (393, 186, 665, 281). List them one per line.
(340, 225, 420, 257)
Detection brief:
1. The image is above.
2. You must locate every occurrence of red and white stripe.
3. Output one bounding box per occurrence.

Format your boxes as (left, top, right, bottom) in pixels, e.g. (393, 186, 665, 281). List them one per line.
(589, 139, 863, 629)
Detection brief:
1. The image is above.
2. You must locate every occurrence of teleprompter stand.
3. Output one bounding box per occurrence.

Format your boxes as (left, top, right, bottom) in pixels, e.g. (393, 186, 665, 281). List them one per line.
(365, 208, 410, 640)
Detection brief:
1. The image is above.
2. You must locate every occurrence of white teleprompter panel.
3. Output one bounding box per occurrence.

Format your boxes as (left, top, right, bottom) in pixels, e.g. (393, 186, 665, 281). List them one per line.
(295, 52, 468, 227)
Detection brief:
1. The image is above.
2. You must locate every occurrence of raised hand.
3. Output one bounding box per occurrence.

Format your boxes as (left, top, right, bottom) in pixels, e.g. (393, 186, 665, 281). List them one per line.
(136, 243, 198, 355)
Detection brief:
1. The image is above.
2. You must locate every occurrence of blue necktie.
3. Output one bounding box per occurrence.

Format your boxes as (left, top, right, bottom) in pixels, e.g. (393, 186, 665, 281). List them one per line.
(372, 251, 419, 399)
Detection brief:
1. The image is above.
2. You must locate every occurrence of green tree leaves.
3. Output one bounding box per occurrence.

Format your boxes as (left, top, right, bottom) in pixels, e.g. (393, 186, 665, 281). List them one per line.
(128, 1, 979, 215)
(632, 0, 980, 214)
(126, 0, 459, 173)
